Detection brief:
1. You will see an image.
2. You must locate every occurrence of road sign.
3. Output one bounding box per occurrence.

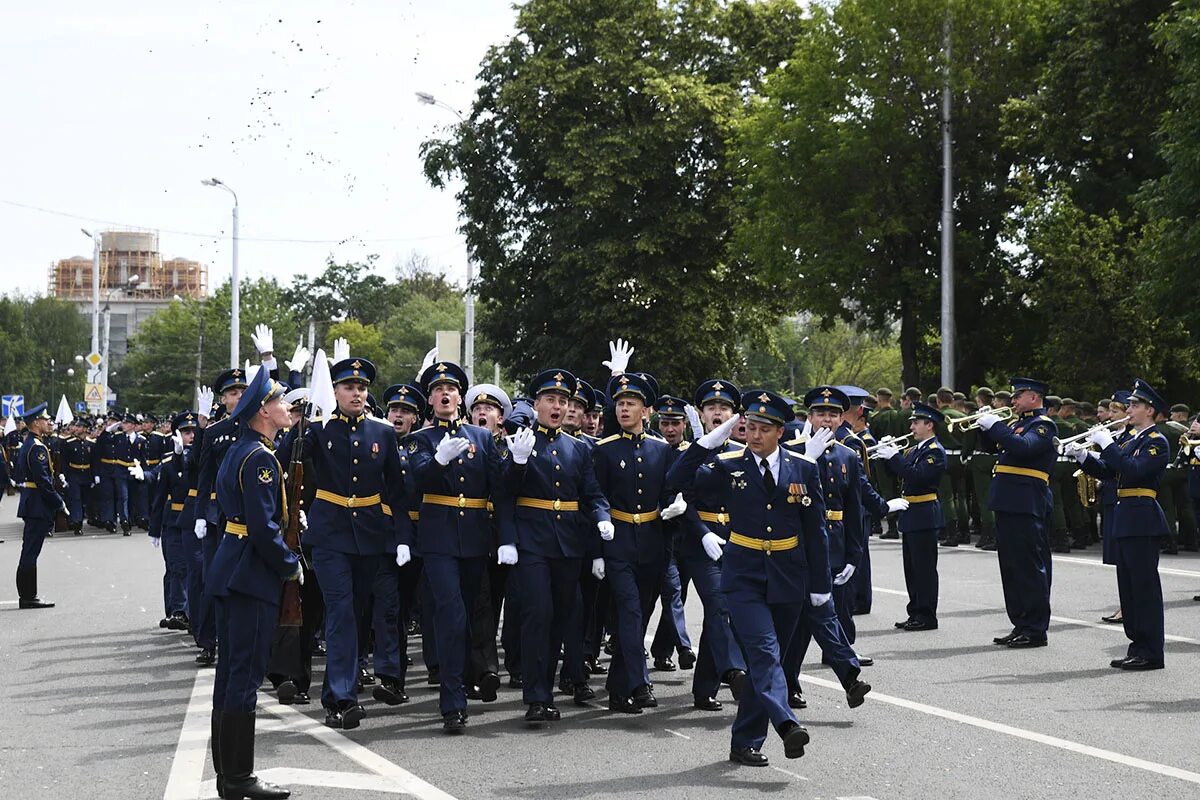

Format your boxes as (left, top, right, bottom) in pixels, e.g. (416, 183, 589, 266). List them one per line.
(1, 395, 24, 418)
(75, 401, 87, 413)
(85, 352, 103, 368)
(84, 383, 106, 412)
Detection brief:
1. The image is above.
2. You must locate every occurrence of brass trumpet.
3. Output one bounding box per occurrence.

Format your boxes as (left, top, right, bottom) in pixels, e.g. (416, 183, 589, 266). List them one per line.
(947, 405, 1013, 432)
(1056, 416, 1130, 453)
(866, 434, 911, 458)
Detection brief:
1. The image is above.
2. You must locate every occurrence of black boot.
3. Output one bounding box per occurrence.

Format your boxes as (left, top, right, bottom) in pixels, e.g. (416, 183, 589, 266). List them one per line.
(211, 710, 225, 799)
(17, 567, 54, 609)
(219, 711, 290, 800)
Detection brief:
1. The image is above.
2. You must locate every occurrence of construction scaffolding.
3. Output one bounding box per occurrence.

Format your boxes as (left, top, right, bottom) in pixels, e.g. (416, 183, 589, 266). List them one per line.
(48, 229, 208, 300)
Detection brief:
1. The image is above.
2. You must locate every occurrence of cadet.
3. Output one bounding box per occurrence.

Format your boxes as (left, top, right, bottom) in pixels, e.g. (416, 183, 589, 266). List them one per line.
(208, 366, 300, 800)
(975, 378, 1057, 648)
(14, 403, 65, 609)
(59, 418, 94, 535)
(151, 412, 200, 630)
(648, 394, 695, 673)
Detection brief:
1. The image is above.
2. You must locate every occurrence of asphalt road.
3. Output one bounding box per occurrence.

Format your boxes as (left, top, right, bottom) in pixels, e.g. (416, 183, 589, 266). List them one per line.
(3, 496, 1200, 800)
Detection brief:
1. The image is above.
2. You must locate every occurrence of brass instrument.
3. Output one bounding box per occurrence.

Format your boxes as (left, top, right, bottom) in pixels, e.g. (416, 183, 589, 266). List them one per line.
(947, 405, 1013, 432)
(866, 434, 911, 458)
(1073, 469, 1098, 508)
(1055, 416, 1130, 453)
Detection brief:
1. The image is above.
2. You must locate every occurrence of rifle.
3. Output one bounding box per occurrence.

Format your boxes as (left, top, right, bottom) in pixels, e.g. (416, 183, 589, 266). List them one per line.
(279, 414, 305, 627)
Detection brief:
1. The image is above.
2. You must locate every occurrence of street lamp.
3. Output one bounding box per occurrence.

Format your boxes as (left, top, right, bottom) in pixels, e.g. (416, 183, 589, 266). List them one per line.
(201, 177, 240, 368)
(80, 228, 101, 359)
(416, 91, 474, 383)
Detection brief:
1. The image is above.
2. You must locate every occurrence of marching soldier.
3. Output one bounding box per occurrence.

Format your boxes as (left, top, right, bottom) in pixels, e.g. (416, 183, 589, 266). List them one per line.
(60, 418, 94, 535)
(13, 403, 64, 609)
(151, 412, 199, 630)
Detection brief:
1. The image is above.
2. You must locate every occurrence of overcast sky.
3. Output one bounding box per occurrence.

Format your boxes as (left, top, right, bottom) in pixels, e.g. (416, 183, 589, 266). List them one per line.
(0, 1, 517, 297)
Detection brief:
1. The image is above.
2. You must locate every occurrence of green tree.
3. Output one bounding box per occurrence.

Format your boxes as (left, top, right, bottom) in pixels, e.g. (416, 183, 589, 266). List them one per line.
(326, 319, 386, 368)
(0, 295, 88, 408)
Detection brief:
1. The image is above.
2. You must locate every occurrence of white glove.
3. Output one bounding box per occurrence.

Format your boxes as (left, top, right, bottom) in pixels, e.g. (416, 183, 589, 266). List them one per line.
(417, 346, 439, 380)
(803, 427, 835, 462)
(105, 421, 121, 432)
(396, 544, 412, 566)
(293, 564, 305, 586)
(698, 414, 739, 449)
(833, 563, 856, 586)
(684, 404, 703, 442)
(701, 532, 725, 561)
(93, 476, 101, 486)
(299, 509, 308, 530)
(661, 492, 687, 520)
(602, 338, 634, 375)
(591, 558, 606, 580)
(809, 592, 831, 607)
(886, 498, 910, 513)
(128, 460, 145, 481)
(497, 544, 518, 565)
(434, 433, 472, 466)
(874, 443, 900, 461)
(285, 343, 311, 374)
(598, 520, 615, 541)
(58, 474, 67, 488)
(1070, 445, 1090, 464)
(172, 431, 185, 455)
(505, 427, 535, 465)
(197, 385, 214, 416)
(194, 519, 208, 540)
(152, 536, 161, 549)
(252, 324, 274, 355)
(332, 336, 350, 363)
(1089, 427, 1115, 450)
(976, 413, 1001, 431)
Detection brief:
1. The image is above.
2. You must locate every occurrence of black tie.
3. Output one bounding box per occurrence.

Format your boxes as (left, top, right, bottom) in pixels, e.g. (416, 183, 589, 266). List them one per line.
(761, 458, 775, 494)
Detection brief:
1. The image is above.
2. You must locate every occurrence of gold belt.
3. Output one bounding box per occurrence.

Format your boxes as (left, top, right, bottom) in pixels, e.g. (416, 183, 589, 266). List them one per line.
(21, 481, 37, 489)
(101, 458, 134, 467)
(728, 531, 799, 553)
(408, 510, 420, 521)
(826, 510, 844, 521)
(170, 502, 185, 512)
(697, 510, 729, 525)
(315, 489, 382, 509)
(517, 497, 580, 512)
(68, 462, 90, 470)
(993, 465, 1050, 484)
(610, 508, 659, 525)
(1117, 488, 1157, 499)
(903, 493, 938, 503)
(422, 493, 488, 509)
(188, 489, 198, 497)
(225, 521, 248, 538)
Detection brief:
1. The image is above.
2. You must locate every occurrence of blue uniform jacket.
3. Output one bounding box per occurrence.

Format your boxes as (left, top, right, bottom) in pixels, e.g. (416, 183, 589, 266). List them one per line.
(16, 432, 63, 520)
(194, 416, 240, 526)
(94, 430, 145, 478)
(592, 430, 676, 565)
(208, 430, 299, 604)
(61, 436, 94, 477)
(505, 425, 610, 559)
(406, 418, 513, 558)
(1079, 425, 1169, 539)
(981, 410, 1058, 516)
(837, 425, 890, 519)
(782, 436, 865, 570)
(667, 443, 832, 603)
(155, 446, 198, 534)
(886, 437, 947, 532)
(682, 440, 744, 560)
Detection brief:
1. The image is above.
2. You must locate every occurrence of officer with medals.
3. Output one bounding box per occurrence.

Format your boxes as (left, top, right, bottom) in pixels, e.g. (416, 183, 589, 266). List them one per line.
(666, 390, 827, 766)
(1072, 380, 1170, 669)
(403, 360, 513, 733)
(974, 377, 1058, 648)
(207, 366, 299, 800)
(502, 369, 610, 725)
(13, 403, 65, 609)
(876, 402, 948, 631)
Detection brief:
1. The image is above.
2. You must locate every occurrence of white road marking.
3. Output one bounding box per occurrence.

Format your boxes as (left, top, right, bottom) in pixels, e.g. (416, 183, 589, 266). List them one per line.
(0, 600, 18, 606)
(162, 669, 215, 800)
(771, 766, 810, 781)
(799, 673, 1200, 785)
(664, 728, 691, 740)
(202, 768, 413, 795)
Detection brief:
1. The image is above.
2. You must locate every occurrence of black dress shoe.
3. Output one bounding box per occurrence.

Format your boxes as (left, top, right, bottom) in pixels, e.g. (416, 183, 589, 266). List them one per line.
(525, 703, 548, 726)
(1101, 611, 1123, 624)
(633, 685, 658, 708)
(372, 679, 409, 706)
(677, 648, 697, 670)
(293, 692, 310, 704)
(1006, 635, 1048, 649)
(325, 704, 366, 729)
(903, 620, 938, 631)
(573, 684, 596, 706)
(167, 614, 189, 631)
(779, 721, 810, 759)
(277, 680, 297, 705)
(584, 657, 607, 675)
(845, 679, 871, 708)
(894, 619, 913, 629)
(880, 531, 900, 540)
(603, 637, 615, 655)
(543, 703, 561, 721)
(508, 675, 523, 689)
(465, 686, 481, 700)
(992, 632, 1018, 645)
(693, 696, 723, 711)
(18, 597, 55, 609)
(442, 710, 468, 733)
(196, 648, 216, 666)
(314, 641, 327, 658)
(788, 690, 807, 709)
(358, 668, 376, 688)
(856, 654, 874, 667)
(478, 671, 500, 702)
(607, 696, 642, 714)
(426, 667, 441, 686)
(980, 539, 997, 551)
(723, 669, 748, 701)
(729, 747, 769, 766)
(1114, 656, 1164, 671)
(159, 616, 171, 629)
(652, 657, 677, 672)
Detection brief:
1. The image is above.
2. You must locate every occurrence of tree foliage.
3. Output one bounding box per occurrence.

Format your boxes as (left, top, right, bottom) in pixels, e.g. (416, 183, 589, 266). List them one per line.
(0, 296, 88, 409)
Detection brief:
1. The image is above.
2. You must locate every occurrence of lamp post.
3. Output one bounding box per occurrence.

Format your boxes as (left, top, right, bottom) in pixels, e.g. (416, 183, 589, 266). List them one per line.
(80, 229, 101, 359)
(202, 177, 240, 368)
(416, 91, 475, 383)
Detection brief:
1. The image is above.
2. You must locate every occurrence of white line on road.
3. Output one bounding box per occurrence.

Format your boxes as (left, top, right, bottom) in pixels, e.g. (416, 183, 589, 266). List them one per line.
(771, 766, 810, 781)
(799, 673, 1200, 785)
(206, 767, 414, 794)
(163, 669, 215, 800)
(664, 728, 691, 740)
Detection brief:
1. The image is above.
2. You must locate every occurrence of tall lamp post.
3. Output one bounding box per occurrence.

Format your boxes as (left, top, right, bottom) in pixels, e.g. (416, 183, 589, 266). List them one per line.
(416, 91, 475, 384)
(201, 177, 240, 368)
(80, 229, 101, 358)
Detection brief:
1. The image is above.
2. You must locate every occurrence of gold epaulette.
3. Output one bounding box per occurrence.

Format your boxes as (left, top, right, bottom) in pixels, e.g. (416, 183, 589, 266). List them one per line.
(718, 450, 743, 460)
(596, 434, 622, 445)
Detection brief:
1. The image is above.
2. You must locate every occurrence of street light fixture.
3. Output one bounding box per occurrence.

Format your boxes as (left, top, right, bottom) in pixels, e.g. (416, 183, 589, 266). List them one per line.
(202, 177, 241, 368)
(80, 228, 101, 360)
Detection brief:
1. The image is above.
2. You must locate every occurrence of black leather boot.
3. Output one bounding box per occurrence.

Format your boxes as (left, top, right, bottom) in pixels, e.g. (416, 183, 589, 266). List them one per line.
(18, 567, 54, 609)
(220, 711, 290, 800)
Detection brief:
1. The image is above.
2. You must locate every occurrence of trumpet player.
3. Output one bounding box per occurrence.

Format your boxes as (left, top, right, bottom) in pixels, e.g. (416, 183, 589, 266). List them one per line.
(1070, 380, 1169, 670)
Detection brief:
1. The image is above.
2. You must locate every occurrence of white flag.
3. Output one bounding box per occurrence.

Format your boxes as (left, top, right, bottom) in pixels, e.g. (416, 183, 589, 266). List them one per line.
(307, 348, 336, 422)
(55, 395, 73, 425)
(2, 415, 14, 436)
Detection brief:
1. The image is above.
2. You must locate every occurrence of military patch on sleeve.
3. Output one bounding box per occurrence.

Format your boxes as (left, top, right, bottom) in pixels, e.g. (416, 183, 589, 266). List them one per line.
(1036, 426, 1048, 436)
(927, 456, 936, 464)
(258, 467, 274, 484)
(408, 441, 418, 453)
(36, 450, 46, 461)
(1149, 446, 1159, 456)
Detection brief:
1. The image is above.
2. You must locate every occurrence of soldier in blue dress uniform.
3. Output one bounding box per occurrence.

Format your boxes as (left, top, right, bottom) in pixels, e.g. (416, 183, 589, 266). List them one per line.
(150, 411, 200, 630)
(649, 394, 696, 673)
(13, 403, 64, 609)
(975, 377, 1058, 648)
(1074, 379, 1170, 669)
(59, 418, 94, 535)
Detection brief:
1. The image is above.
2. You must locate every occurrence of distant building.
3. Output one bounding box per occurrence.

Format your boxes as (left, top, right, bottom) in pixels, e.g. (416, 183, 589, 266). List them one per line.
(49, 230, 208, 360)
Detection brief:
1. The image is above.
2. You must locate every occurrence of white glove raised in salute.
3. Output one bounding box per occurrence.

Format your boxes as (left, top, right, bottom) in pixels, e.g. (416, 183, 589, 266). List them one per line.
(285, 343, 311, 374)
(698, 414, 740, 450)
(505, 427, 535, 465)
(251, 324, 274, 355)
(602, 338, 634, 375)
(701, 532, 725, 561)
(661, 493, 687, 520)
(332, 336, 351, 363)
(803, 427, 835, 462)
(975, 413, 1001, 431)
(434, 433, 472, 466)
(1088, 427, 1115, 451)
(197, 385, 214, 417)
(886, 498, 909, 514)
(684, 404, 704, 442)
(416, 346, 439, 380)
(172, 431, 185, 455)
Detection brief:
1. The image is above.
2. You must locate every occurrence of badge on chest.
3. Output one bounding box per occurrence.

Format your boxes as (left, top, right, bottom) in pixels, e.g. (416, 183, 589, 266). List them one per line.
(787, 482, 811, 506)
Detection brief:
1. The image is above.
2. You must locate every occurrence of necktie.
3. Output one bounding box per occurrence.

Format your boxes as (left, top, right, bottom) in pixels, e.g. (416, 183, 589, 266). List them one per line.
(761, 458, 775, 494)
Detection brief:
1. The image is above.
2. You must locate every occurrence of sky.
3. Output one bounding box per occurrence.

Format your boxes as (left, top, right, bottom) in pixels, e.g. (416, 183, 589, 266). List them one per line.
(0, 0, 518, 297)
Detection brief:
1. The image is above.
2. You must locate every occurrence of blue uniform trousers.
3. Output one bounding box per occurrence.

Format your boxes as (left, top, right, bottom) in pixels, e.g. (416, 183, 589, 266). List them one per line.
(130, 480, 149, 522)
(995, 511, 1052, 638)
(901, 528, 940, 625)
(604, 557, 662, 700)
(189, 525, 221, 649)
(679, 550, 745, 701)
(161, 525, 187, 616)
(518, 553, 582, 705)
(212, 592, 277, 712)
(19, 518, 51, 569)
(99, 475, 129, 526)
(418, 567, 439, 673)
(181, 528, 207, 641)
(423, 554, 487, 715)
(312, 546, 377, 709)
(726, 586, 802, 751)
(833, 580, 856, 645)
(503, 572, 522, 677)
(1115, 537, 1165, 663)
(66, 475, 88, 525)
(852, 536, 873, 614)
(370, 557, 412, 683)
(650, 555, 692, 658)
(783, 595, 861, 694)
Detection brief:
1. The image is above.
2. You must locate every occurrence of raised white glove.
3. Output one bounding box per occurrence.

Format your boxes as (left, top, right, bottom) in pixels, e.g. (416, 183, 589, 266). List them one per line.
(684, 404, 703, 442)
(809, 592, 831, 607)
(194, 519, 208, 540)
(251, 324, 274, 355)
(172, 431, 185, 455)
(602, 338, 634, 375)
(152, 536, 161, 549)
(396, 544, 412, 566)
(598, 520, 615, 540)
(874, 443, 900, 461)
(698, 414, 739, 449)
(661, 492, 687, 520)
(701, 532, 725, 561)
(976, 413, 1001, 431)
(332, 337, 350, 363)
(497, 544, 518, 565)
(105, 421, 121, 432)
(93, 476, 101, 486)
(128, 460, 145, 481)
(1089, 427, 1115, 450)
(803, 427, 835, 462)
(833, 563, 856, 586)
(505, 427, 535, 465)
(417, 346, 439, 380)
(197, 385, 214, 416)
(285, 343, 311, 374)
(591, 557, 606, 580)
(886, 498, 910, 513)
(434, 433, 472, 466)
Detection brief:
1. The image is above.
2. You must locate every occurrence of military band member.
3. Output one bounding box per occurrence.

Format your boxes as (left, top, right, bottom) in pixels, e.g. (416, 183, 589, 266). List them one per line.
(14, 403, 64, 609)
(965, 387, 999, 551)
(934, 388, 968, 546)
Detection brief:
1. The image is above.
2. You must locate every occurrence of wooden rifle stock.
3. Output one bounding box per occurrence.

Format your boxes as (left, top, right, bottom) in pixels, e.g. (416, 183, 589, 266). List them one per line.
(279, 416, 306, 627)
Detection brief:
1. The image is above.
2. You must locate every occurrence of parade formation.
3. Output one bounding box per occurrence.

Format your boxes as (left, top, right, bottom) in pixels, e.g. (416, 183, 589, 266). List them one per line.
(4, 327, 1199, 800)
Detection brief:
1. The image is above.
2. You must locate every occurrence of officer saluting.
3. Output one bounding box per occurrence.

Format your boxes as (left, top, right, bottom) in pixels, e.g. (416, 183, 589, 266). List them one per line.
(14, 403, 65, 609)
